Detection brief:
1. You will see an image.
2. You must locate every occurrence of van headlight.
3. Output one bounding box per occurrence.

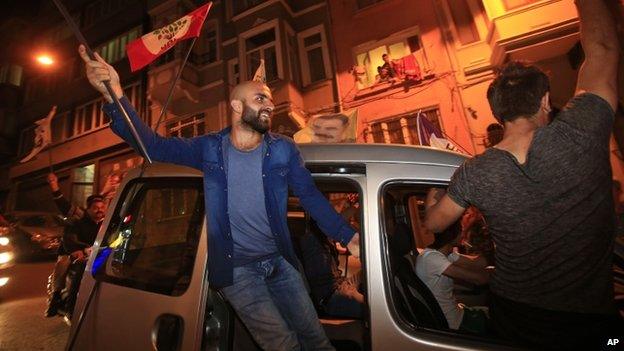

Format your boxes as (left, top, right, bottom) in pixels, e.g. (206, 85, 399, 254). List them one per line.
(0, 237, 9, 246)
(0, 252, 13, 265)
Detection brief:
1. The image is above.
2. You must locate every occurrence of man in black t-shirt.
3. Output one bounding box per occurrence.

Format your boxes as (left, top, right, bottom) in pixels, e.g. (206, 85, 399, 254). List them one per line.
(423, 0, 621, 349)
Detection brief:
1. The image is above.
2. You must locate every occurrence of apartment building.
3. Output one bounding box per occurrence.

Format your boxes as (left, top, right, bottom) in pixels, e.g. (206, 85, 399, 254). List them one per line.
(3, 0, 623, 212)
(3, 0, 340, 211)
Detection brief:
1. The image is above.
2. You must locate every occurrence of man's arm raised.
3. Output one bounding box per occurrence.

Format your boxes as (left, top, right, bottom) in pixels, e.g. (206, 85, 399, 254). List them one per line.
(575, 0, 619, 111)
(78, 45, 204, 170)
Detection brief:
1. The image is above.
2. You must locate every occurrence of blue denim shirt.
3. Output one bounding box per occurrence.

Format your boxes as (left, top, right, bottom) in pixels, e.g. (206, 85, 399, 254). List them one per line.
(103, 97, 356, 287)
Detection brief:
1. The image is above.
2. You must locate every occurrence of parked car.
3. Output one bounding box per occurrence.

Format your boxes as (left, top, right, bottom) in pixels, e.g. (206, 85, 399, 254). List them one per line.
(3, 211, 66, 260)
(67, 144, 522, 351)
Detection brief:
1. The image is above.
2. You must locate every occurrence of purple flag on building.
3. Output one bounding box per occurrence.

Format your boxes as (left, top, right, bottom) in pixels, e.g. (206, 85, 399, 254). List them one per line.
(415, 112, 462, 153)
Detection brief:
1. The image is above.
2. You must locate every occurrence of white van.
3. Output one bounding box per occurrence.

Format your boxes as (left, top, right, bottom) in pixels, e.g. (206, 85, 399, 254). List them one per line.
(68, 143, 521, 351)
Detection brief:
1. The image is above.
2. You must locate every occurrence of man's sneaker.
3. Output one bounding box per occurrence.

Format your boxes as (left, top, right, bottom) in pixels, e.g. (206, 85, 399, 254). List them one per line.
(44, 291, 62, 317)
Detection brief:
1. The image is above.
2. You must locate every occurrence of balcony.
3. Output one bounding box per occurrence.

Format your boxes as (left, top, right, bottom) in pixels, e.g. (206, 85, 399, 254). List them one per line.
(488, 0, 579, 65)
(148, 55, 201, 116)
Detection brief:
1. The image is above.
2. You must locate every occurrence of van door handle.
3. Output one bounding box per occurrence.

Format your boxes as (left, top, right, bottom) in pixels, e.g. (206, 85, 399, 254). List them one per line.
(153, 314, 183, 351)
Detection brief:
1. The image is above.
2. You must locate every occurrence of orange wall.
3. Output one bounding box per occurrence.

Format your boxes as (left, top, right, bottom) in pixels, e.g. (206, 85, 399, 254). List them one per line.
(328, 0, 476, 154)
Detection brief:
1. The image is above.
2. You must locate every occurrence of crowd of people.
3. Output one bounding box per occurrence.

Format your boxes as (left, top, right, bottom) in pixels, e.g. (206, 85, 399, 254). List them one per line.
(15, 0, 620, 349)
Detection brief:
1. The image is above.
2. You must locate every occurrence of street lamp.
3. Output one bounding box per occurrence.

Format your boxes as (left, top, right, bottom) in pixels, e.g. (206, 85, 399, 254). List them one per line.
(35, 54, 55, 66)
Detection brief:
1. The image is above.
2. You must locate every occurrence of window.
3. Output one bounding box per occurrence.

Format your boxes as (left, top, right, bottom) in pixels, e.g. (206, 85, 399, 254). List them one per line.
(96, 26, 141, 64)
(369, 108, 442, 144)
(166, 113, 205, 138)
(70, 82, 142, 138)
(94, 178, 204, 296)
(191, 21, 218, 65)
(286, 27, 301, 88)
(503, 0, 538, 11)
(354, 31, 423, 88)
(228, 58, 240, 88)
(298, 26, 331, 86)
(232, 0, 265, 16)
(448, 0, 480, 45)
(245, 28, 278, 82)
(0, 65, 23, 86)
(381, 182, 494, 336)
(71, 164, 95, 207)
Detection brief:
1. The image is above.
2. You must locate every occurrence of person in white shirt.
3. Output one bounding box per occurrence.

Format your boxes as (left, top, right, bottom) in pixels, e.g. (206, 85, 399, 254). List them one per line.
(415, 221, 490, 334)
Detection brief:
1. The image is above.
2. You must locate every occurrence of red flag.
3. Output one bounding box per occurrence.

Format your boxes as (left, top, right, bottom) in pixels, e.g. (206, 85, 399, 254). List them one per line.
(126, 2, 212, 72)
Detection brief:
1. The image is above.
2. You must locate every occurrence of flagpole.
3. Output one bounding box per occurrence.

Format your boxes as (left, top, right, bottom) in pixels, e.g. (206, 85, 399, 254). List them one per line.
(153, 38, 198, 132)
(51, 0, 153, 164)
(47, 150, 54, 174)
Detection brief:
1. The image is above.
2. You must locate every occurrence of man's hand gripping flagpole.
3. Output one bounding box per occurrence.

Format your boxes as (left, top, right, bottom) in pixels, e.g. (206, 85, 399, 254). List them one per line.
(52, 0, 152, 164)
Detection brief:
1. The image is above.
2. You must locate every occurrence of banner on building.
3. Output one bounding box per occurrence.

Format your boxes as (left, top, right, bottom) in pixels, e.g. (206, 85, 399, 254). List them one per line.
(126, 2, 212, 72)
(294, 109, 358, 144)
(20, 105, 56, 163)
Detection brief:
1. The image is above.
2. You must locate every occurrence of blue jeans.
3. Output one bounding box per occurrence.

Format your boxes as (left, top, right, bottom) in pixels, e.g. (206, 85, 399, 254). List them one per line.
(220, 256, 335, 351)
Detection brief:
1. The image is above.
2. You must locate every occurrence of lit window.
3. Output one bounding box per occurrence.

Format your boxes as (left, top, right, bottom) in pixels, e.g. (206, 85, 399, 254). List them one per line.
(245, 29, 278, 82)
(96, 26, 141, 64)
(369, 108, 441, 144)
(71, 164, 95, 207)
(354, 31, 423, 88)
(298, 26, 331, 86)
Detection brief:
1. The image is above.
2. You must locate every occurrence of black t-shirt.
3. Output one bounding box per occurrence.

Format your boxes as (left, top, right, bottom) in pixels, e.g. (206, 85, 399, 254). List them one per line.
(448, 93, 615, 314)
(63, 215, 100, 254)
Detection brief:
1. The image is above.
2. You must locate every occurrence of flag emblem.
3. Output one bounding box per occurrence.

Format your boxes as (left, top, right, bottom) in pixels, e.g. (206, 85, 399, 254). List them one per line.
(145, 17, 192, 54)
(126, 2, 212, 72)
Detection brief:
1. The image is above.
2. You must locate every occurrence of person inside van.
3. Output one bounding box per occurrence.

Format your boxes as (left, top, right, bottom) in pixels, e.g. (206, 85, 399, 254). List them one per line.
(415, 222, 490, 334)
(293, 219, 364, 319)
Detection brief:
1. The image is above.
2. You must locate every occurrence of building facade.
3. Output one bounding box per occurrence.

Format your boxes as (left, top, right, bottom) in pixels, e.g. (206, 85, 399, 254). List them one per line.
(2, 0, 623, 212)
(2, 0, 340, 212)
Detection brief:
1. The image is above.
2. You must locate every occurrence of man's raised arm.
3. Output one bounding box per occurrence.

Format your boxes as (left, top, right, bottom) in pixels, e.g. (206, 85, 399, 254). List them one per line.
(78, 45, 204, 170)
(575, 0, 619, 111)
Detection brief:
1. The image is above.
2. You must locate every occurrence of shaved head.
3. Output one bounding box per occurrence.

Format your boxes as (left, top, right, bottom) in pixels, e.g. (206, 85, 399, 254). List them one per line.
(231, 81, 270, 103)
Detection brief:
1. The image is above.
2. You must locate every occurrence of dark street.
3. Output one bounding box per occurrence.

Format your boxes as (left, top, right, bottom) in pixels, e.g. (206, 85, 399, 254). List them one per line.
(0, 260, 69, 350)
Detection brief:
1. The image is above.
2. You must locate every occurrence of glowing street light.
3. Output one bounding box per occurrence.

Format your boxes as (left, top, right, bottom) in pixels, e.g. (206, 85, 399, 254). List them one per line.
(35, 54, 55, 66)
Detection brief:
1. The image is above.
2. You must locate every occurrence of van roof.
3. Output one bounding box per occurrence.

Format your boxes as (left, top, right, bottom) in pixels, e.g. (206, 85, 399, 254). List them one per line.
(128, 143, 468, 178)
(298, 143, 467, 166)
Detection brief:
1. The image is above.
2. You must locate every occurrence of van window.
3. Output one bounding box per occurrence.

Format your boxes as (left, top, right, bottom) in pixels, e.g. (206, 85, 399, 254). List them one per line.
(93, 178, 204, 296)
(382, 182, 493, 337)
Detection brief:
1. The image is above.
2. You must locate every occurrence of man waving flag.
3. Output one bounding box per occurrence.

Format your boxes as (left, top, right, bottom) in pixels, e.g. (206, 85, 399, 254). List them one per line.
(126, 2, 212, 72)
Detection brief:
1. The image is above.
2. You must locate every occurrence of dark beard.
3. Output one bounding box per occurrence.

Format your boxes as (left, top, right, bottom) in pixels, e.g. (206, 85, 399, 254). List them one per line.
(241, 104, 271, 134)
